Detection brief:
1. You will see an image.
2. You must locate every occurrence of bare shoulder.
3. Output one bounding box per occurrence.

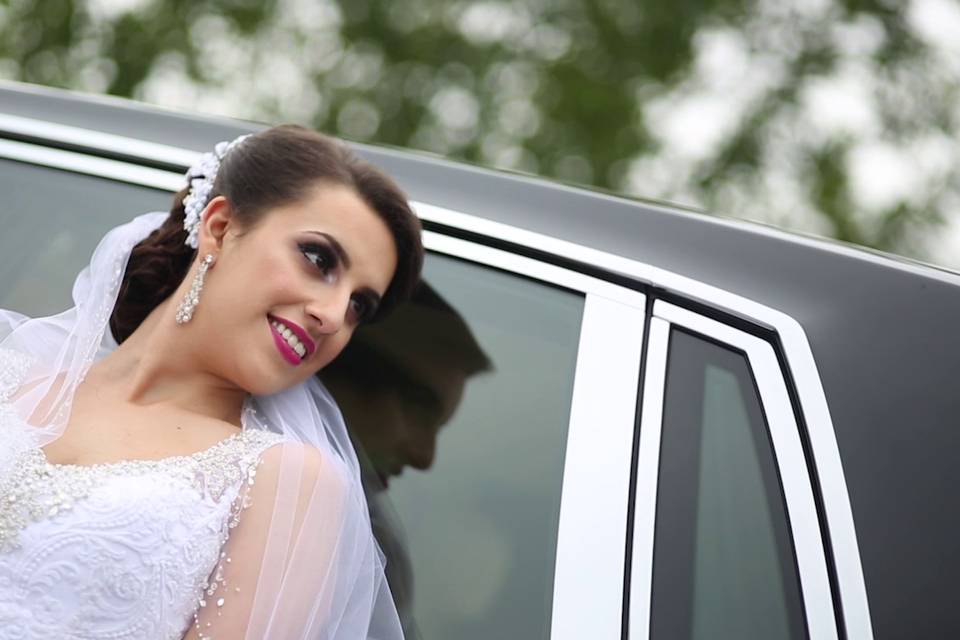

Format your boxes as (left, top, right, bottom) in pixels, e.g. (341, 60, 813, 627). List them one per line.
(258, 441, 324, 466)
(256, 441, 350, 494)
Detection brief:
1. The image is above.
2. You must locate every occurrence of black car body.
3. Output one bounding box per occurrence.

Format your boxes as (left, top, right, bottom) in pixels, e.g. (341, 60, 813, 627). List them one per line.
(0, 80, 957, 640)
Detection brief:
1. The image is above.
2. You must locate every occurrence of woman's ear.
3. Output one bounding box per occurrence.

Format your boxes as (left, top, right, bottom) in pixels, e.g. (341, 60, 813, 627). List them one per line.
(197, 196, 234, 254)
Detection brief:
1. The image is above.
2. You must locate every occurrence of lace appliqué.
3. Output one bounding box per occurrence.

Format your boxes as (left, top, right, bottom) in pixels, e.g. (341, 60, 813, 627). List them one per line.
(0, 429, 281, 552)
(0, 348, 34, 403)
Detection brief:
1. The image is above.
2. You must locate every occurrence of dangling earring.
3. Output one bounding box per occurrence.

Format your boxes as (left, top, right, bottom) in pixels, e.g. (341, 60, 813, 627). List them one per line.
(176, 253, 215, 325)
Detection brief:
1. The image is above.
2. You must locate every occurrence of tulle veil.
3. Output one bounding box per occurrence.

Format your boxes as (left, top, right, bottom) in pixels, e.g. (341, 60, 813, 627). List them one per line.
(0, 210, 403, 638)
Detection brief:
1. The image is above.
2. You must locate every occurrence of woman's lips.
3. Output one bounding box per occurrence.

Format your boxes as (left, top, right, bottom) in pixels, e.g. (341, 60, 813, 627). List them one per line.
(270, 315, 316, 355)
(270, 321, 302, 366)
(267, 315, 315, 366)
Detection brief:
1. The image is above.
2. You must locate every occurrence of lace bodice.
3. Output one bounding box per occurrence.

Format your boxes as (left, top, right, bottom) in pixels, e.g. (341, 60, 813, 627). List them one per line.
(0, 361, 285, 639)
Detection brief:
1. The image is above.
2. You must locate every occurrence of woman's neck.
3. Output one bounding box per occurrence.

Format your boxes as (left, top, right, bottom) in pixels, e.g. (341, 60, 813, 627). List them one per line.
(100, 298, 247, 427)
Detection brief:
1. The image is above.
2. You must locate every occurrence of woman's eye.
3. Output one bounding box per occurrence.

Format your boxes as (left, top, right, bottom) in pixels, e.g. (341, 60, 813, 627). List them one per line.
(349, 297, 370, 323)
(299, 242, 338, 276)
(350, 295, 380, 324)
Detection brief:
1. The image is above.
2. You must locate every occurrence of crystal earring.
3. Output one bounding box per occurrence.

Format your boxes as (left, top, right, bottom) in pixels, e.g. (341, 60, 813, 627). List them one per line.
(176, 253, 215, 325)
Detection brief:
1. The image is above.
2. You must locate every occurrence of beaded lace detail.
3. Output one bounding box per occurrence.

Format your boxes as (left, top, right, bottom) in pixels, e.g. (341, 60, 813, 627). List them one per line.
(0, 427, 283, 640)
(0, 429, 281, 552)
(0, 348, 34, 404)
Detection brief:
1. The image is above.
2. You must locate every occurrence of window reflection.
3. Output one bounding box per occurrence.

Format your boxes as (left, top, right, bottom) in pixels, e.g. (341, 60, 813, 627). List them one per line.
(0, 159, 171, 315)
(320, 254, 584, 639)
(320, 280, 491, 637)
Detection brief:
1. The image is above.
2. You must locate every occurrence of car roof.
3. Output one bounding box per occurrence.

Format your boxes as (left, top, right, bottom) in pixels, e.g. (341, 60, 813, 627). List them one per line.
(2, 80, 957, 632)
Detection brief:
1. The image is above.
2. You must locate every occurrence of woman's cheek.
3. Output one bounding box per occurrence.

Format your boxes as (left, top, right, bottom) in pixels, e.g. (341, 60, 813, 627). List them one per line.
(317, 336, 350, 370)
(262, 266, 295, 297)
(255, 250, 298, 292)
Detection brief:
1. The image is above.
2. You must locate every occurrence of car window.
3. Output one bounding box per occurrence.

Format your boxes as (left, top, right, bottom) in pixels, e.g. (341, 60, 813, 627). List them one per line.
(0, 158, 172, 316)
(2, 155, 589, 638)
(321, 252, 585, 640)
(650, 328, 806, 640)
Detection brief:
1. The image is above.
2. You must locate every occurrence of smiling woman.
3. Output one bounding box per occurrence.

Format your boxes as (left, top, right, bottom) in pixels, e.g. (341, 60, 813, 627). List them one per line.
(152, 182, 399, 396)
(0, 126, 423, 639)
(112, 125, 421, 344)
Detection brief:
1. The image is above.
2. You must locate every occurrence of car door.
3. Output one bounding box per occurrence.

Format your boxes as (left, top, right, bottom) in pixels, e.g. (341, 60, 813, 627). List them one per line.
(0, 123, 650, 638)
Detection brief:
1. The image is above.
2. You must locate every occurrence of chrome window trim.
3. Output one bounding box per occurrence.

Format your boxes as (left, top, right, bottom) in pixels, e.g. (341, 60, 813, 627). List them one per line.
(0, 113, 199, 167)
(643, 301, 838, 640)
(627, 316, 671, 639)
(0, 130, 873, 639)
(0, 138, 183, 190)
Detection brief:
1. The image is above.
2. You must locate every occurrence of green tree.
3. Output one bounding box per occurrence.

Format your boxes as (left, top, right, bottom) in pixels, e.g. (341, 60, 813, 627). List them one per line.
(2, 0, 958, 266)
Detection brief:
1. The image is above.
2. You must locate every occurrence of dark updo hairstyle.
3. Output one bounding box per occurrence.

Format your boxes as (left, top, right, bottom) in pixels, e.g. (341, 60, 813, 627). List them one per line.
(109, 125, 424, 343)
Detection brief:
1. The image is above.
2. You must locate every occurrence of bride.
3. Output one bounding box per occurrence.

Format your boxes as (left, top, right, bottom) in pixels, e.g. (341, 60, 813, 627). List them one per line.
(0, 125, 423, 639)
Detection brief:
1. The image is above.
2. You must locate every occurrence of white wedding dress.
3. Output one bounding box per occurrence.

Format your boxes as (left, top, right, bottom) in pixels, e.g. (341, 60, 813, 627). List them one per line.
(0, 210, 405, 639)
(0, 350, 285, 640)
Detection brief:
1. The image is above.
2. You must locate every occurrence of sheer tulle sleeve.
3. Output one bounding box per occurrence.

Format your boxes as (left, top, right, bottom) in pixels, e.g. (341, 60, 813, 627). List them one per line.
(185, 441, 399, 639)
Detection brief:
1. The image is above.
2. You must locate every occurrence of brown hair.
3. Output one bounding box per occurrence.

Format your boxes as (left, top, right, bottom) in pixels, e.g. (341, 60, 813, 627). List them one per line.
(109, 125, 423, 343)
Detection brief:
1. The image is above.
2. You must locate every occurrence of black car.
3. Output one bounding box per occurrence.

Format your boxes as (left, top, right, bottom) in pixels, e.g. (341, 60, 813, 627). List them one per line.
(1, 80, 957, 640)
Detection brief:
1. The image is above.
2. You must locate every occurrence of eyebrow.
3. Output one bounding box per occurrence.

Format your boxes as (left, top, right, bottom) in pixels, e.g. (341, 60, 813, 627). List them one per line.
(306, 231, 385, 308)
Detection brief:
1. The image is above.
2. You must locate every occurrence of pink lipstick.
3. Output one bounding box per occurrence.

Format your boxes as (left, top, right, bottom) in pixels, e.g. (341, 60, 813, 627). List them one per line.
(267, 315, 316, 366)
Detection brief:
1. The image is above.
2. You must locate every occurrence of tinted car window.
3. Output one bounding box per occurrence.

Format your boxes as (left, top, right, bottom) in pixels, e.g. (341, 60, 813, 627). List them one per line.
(650, 328, 805, 640)
(0, 159, 171, 315)
(3, 155, 588, 637)
(321, 253, 584, 639)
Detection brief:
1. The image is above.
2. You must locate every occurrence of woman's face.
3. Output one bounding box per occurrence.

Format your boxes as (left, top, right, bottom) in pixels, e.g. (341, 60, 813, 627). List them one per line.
(193, 183, 398, 396)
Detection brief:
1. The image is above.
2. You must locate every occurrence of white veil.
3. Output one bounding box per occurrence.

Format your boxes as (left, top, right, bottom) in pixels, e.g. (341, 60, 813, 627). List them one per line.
(0, 211, 403, 639)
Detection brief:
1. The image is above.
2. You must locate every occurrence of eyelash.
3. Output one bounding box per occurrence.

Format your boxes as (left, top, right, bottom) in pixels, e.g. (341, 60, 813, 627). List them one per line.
(298, 242, 377, 324)
(298, 242, 338, 278)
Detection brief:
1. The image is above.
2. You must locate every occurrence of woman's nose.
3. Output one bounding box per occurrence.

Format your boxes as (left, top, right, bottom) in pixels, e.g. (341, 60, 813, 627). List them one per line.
(305, 290, 349, 335)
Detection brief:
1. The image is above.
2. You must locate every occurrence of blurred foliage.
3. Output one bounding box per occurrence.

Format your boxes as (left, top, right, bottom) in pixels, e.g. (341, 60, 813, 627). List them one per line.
(1, 0, 959, 265)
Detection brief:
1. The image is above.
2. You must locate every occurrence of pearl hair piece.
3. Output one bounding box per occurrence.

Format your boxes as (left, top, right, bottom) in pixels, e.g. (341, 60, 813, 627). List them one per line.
(182, 134, 252, 249)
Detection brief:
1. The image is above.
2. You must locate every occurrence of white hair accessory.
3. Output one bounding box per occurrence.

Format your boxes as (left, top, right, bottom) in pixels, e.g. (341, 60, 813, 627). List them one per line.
(182, 134, 252, 249)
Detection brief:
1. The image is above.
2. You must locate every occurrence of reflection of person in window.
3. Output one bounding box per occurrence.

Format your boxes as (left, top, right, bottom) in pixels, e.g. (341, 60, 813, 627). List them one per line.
(319, 280, 491, 638)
